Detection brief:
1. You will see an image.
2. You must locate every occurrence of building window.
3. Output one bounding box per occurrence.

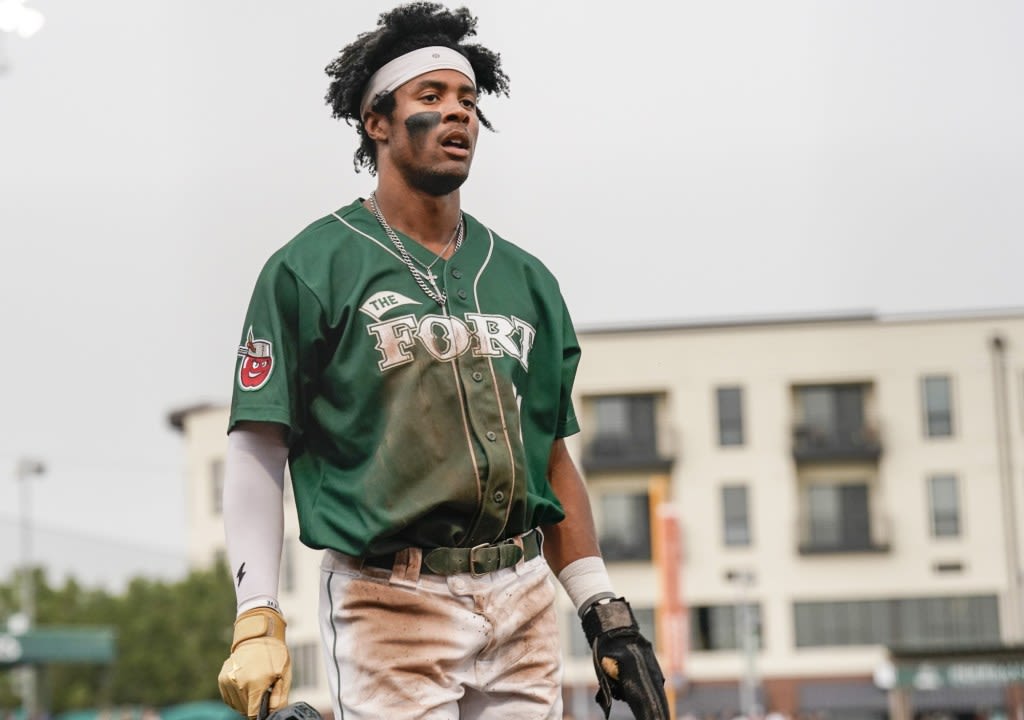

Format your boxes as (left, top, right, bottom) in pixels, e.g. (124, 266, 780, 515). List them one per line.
(290, 642, 320, 688)
(897, 596, 998, 647)
(794, 595, 999, 648)
(210, 458, 224, 515)
(690, 604, 763, 651)
(794, 599, 891, 646)
(722, 485, 750, 546)
(922, 375, 954, 437)
(568, 606, 656, 657)
(929, 474, 961, 537)
(599, 491, 652, 562)
(716, 386, 744, 446)
(805, 483, 871, 551)
(585, 394, 659, 465)
(281, 538, 295, 593)
(795, 384, 869, 447)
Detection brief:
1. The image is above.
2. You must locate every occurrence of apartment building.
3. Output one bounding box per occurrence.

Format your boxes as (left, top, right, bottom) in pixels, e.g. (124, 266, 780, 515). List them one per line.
(171, 308, 1024, 720)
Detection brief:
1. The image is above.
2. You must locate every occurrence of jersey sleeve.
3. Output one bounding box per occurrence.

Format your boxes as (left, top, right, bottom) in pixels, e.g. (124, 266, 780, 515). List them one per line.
(555, 297, 582, 439)
(229, 252, 325, 442)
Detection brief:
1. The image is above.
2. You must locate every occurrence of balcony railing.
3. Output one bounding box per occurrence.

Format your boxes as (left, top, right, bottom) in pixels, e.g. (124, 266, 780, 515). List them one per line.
(582, 434, 676, 473)
(796, 512, 892, 555)
(792, 423, 882, 463)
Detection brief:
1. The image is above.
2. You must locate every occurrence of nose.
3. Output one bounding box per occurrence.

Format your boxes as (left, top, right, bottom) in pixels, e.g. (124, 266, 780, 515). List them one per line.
(443, 98, 471, 124)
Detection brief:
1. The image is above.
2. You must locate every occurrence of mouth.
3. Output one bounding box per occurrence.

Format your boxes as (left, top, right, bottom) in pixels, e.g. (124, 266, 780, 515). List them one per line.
(439, 131, 472, 158)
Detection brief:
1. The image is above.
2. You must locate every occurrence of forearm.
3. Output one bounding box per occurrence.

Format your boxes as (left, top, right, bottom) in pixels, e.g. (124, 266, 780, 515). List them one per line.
(540, 438, 601, 571)
(223, 422, 289, 614)
(541, 438, 616, 613)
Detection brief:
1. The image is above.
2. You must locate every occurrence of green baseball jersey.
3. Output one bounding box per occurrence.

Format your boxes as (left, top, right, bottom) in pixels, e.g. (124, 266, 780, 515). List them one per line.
(230, 198, 581, 557)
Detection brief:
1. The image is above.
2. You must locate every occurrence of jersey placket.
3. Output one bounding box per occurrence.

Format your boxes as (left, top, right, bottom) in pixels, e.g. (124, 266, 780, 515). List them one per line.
(442, 237, 517, 546)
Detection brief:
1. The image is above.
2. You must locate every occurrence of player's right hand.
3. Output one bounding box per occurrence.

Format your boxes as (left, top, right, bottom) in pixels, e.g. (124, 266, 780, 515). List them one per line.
(582, 597, 670, 720)
(218, 607, 292, 718)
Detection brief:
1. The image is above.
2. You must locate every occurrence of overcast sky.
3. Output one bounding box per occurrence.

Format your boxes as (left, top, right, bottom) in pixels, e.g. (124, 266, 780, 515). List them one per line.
(1, 0, 1022, 591)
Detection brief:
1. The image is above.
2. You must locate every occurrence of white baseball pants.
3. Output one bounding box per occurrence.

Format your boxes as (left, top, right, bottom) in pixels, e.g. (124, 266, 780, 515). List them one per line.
(318, 546, 563, 719)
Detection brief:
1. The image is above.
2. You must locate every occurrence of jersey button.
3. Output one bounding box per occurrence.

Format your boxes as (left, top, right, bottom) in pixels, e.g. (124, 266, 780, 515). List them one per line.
(486, 431, 497, 441)
(472, 371, 483, 382)
(451, 268, 463, 279)
(457, 289, 468, 300)
(493, 490, 505, 503)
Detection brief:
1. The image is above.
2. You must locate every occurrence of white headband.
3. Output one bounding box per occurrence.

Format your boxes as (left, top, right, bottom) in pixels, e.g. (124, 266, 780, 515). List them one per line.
(359, 45, 476, 119)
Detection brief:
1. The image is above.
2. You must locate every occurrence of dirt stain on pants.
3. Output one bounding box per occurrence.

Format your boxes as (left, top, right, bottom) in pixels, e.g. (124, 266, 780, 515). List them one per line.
(319, 550, 563, 720)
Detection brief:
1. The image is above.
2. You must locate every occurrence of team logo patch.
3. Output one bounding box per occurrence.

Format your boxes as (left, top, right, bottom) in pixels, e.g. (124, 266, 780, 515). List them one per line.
(359, 290, 422, 321)
(237, 327, 274, 391)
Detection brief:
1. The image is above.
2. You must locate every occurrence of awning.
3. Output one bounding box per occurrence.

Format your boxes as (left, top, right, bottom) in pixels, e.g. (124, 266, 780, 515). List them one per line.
(160, 702, 244, 720)
(799, 680, 1006, 712)
(913, 686, 1005, 711)
(800, 681, 888, 711)
(676, 684, 764, 715)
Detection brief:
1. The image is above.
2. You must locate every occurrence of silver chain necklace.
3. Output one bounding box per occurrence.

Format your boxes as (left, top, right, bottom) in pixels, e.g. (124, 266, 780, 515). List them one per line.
(412, 221, 460, 274)
(368, 192, 464, 306)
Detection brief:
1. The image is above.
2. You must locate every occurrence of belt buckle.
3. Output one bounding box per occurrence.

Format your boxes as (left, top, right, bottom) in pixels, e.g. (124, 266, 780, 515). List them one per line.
(469, 542, 491, 577)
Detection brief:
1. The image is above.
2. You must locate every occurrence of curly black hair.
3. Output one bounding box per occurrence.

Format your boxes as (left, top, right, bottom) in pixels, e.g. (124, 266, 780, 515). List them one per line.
(325, 2, 510, 174)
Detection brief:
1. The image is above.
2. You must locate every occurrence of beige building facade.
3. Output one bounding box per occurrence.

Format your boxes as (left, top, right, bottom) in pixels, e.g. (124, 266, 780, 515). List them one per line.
(173, 308, 1024, 719)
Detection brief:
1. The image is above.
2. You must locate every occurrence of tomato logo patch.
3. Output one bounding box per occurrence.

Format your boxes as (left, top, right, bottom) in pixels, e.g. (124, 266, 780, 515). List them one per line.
(237, 327, 274, 391)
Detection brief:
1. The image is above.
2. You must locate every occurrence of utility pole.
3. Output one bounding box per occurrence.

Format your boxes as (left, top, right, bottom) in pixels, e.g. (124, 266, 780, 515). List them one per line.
(15, 457, 45, 720)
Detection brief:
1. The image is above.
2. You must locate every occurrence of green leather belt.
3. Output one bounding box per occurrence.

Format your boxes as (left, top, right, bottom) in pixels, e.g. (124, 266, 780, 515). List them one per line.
(365, 531, 541, 576)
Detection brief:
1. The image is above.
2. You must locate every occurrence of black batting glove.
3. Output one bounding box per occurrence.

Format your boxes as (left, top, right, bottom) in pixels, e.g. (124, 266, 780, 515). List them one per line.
(581, 596, 670, 720)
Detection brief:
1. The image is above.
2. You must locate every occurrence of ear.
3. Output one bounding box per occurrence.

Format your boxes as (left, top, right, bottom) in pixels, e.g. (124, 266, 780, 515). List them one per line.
(362, 111, 390, 143)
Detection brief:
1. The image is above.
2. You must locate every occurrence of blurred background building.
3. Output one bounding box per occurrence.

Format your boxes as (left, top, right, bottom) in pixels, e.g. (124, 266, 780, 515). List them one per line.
(171, 307, 1024, 720)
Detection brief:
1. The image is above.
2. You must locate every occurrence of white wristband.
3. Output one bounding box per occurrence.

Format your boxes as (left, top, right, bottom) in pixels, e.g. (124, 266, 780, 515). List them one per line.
(557, 556, 616, 616)
(237, 595, 282, 616)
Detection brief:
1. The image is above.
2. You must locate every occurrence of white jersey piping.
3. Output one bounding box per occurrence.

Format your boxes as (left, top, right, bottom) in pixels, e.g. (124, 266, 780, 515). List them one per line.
(333, 212, 405, 263)
(472, 226, 518, 535)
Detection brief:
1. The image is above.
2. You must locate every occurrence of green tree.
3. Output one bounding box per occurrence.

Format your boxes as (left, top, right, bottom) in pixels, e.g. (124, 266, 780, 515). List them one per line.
(1, 561, 235, 714)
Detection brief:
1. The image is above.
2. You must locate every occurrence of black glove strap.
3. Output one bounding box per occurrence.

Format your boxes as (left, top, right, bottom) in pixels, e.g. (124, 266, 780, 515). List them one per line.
(582, 596, 638, 643)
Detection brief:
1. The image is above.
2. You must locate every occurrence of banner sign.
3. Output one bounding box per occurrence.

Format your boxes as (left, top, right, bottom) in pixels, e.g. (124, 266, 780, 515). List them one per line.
(0, 628, 115, 666)
(655, 502, 688, 686)
(897, 660, 1024, 689)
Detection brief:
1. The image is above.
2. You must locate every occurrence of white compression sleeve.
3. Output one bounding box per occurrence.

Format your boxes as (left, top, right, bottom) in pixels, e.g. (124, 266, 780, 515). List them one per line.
(557, 556, 617, 617)
(222, 426, 289, 615)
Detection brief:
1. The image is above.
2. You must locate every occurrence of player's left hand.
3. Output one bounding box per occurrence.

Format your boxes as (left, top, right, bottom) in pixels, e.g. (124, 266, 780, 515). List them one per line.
(581, 597, 670, 720)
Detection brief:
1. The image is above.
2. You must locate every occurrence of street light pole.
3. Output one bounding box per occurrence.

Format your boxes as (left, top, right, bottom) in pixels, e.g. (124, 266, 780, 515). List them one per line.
(16, 457, 45, 720)
(990, 335, 1022, 642)
(727, 569, 760, 718)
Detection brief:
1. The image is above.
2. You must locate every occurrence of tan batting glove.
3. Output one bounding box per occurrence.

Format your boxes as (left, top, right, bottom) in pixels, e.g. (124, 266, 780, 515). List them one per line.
(218, 607, 292, 718)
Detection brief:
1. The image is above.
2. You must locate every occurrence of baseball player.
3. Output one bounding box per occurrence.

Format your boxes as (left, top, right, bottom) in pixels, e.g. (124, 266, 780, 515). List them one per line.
(216, 4, 668, 719)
